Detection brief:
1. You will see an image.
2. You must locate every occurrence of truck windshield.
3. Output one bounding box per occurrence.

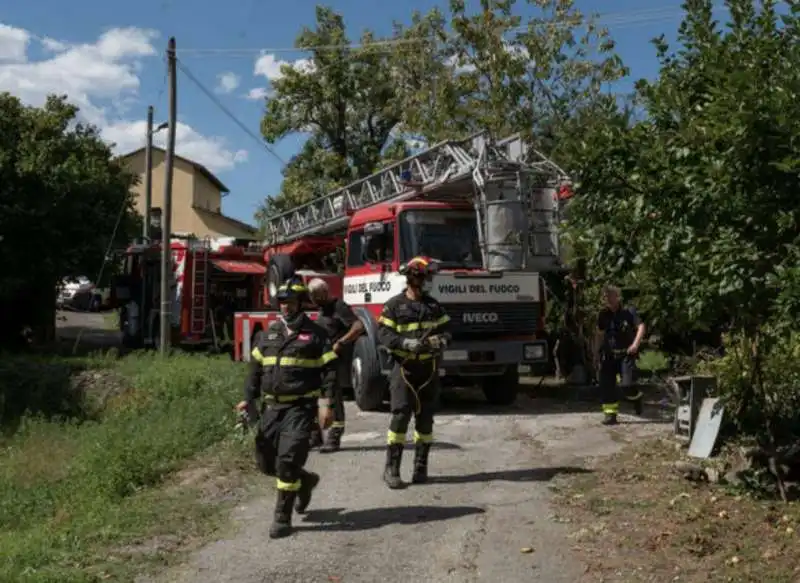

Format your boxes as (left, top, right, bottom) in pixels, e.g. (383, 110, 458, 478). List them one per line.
(398, 209, 482, 268)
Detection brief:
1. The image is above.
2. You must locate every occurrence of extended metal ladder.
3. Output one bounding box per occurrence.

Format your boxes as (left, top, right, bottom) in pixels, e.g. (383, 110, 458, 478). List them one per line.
(262, 131, 570, 271)
(190, 243, 210, 334)
(263, 132, 494, 244)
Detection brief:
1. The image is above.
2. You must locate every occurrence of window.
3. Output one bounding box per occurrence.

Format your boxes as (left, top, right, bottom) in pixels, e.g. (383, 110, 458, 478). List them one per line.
(346, 229, 364, 267)
(346, 223, 395, 267)
(398, 209, 481, 267)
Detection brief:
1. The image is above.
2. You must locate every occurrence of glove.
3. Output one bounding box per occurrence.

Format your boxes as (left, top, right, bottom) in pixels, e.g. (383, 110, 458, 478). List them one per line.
(426, 335, 447, 351)
(401, 338, 423, 353)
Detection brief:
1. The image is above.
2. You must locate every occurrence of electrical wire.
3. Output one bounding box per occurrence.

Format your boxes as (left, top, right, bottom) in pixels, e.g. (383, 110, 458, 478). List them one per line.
(175, 58, 287, 166)
(175, 5, 727, 57)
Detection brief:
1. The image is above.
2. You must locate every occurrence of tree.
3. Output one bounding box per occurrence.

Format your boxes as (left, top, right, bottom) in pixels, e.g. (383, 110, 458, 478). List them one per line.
(561, 0, 800, 448)
(392, 0, 627, 145)
(0, 94, 138, 347)
(257, 5, 411, 220)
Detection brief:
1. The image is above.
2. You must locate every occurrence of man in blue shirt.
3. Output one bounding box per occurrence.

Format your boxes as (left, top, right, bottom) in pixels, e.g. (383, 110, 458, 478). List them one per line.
(595, 285, 646, 425)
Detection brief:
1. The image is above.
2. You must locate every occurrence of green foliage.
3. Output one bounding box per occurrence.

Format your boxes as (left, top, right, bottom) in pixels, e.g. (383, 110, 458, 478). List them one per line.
(562, 0, 800, 338)
(396, 0, 628, 144)
(256, 6, 410, 219)
(0, 352, 247, 581)
(559, 0, 800, 452)
(637, 350, 670, 374)
(0, 94, 138, 346)
(255, 0, 625, 226)
(696, 331, 800, 446)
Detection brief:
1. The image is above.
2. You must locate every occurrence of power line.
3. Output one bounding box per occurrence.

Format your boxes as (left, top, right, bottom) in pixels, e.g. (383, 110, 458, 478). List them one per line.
(176, 5, 726, 57)
(175, 58, 287, 166)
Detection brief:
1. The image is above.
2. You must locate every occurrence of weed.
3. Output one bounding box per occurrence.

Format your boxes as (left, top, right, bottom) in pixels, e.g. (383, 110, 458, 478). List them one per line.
(0, 351, 249, 582)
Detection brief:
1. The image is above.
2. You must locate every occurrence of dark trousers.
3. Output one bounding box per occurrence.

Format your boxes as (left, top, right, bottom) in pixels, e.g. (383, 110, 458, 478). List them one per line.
(598, 354, 641, 415)
(387, 361, 440, 445)
(255, 401, 315, 492)
(330, 355, 350, 431)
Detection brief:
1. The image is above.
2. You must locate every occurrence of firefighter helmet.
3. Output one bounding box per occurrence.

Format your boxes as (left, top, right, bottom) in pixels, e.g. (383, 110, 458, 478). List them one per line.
(276, 276, 308, 302)
(399, 256, 439, 277)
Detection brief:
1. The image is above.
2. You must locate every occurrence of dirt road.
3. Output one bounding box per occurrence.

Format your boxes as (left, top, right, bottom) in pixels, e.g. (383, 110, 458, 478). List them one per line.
(56, 309, 120, 350)
(152, 391, 669, 583)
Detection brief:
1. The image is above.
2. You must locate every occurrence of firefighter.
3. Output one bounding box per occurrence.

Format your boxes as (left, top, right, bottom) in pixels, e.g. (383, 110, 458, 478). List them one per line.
(308, 277, 365, 453)
(595, 284, 646, 425)
(235, 276, 338, 539)
(377, 256, 451, 489)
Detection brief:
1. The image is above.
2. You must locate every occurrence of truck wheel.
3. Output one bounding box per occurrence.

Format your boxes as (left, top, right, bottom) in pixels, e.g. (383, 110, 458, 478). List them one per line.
(267, 255, 295, 308)
(482, 365, 519, 406)
(351, 336, 386, 411)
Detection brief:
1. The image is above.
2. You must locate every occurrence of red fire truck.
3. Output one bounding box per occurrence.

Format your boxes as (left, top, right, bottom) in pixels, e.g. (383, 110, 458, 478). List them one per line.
(233, 131, 570, 411)
(114, 236, 268, 350)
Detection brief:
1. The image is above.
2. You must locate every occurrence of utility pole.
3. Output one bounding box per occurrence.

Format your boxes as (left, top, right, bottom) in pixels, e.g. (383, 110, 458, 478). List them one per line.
(159, 37, 177, 356)
(143, 105, 154, 240)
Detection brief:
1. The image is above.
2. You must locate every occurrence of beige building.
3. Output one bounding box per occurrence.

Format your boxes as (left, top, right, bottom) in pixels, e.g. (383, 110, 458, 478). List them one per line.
(121, 146, 257, 239)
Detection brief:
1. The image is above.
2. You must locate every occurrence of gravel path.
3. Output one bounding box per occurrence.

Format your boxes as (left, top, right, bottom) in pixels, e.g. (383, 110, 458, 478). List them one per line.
(153, 390, 668, 583)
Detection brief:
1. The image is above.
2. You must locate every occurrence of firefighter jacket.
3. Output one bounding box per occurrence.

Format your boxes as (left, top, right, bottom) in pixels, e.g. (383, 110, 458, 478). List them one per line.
(244, 313, 338, 403)
(377, 290, 451, 362)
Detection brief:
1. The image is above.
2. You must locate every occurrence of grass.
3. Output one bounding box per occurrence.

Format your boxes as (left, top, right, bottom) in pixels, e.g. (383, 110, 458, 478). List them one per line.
(637, 349, 670, 373)
(0, 351, 255, 583)
(551, 438, 800, 582)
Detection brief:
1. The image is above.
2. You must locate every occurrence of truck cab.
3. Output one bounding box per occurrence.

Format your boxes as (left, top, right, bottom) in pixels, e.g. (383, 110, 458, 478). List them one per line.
(341, 200, 547, 408)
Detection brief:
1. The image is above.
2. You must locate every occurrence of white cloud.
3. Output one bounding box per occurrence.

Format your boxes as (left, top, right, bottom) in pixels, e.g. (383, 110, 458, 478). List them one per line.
(215, 71, 240, 94)
(103, 119, 249, 172)
(445, 54, 477, 75)
(41, 37, 68, 53)
(245, 86, 270, 100)
(253, 52, 315, 82)
(0, 23, 247, 174)
(0, 24, 30, 63)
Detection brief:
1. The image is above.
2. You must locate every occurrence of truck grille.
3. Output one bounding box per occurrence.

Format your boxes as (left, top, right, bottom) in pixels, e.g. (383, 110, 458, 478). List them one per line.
(443, 302, 541, 339)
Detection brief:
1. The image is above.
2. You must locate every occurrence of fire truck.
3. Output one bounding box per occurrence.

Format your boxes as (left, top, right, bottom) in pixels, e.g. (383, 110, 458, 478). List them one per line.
(233, 131, 570, 411)
(113, 236, 268, 350)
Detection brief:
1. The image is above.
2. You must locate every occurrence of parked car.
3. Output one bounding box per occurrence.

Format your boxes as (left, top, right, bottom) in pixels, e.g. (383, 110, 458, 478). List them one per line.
(57, 276, 111, 311)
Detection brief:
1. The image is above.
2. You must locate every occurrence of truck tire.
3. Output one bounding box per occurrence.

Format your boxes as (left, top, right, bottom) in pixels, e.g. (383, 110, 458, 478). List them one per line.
(351, 336, 386, 412)
(267, 254, 296, 308)
(482, 365, 519, 406)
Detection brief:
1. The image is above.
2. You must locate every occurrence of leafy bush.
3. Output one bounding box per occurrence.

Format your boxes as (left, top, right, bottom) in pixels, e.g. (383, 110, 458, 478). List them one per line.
(696, 330, 800, 447)
(0, 351, 247, 582)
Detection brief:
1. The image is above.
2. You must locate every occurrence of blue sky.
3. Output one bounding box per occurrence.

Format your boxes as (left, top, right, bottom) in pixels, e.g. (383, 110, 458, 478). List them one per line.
(0, 0, 711, 225)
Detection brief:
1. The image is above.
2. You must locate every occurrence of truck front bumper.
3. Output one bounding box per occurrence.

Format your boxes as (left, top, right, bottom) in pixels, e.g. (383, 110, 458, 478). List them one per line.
(437, 339, 548, 378)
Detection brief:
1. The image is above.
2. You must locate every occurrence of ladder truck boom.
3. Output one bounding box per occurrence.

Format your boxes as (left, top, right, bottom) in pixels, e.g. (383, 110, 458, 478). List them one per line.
(262, 131, 570, 250)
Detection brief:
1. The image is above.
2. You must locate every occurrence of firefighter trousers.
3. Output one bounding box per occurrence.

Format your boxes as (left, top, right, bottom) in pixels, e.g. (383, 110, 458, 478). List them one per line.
(387, 361, 440, 446)
(254, 400, 316, 492)
(598, 354, 641, 416)
(330, 355, 350, 432)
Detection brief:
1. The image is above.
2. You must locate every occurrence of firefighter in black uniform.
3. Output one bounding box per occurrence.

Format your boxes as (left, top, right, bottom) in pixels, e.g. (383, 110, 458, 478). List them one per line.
(308, 277, 365, 453)
(378, 256, 451, 489)
(235, 276, 338, 538)
(595, 284, 646, 425)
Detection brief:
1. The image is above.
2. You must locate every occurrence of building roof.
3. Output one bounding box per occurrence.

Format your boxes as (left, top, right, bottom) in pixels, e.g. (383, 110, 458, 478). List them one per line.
(192, 205, 257, 235)
(120, 146, 230, 193)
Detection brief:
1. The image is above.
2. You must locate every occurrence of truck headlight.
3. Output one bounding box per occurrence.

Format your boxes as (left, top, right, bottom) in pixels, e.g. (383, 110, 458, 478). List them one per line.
(524, 343, 545, 361)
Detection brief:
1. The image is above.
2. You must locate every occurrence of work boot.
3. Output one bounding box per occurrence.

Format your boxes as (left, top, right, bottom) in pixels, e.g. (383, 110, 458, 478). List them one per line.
(294, 470, 320, 514)
(269, 490, 296, 539)
(310, 424, 323, 449)
(319, 427, 343, 454)
(383, 444, 405, 490)
(601, 413, 618, 426)
(411, 443, 431, 484)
